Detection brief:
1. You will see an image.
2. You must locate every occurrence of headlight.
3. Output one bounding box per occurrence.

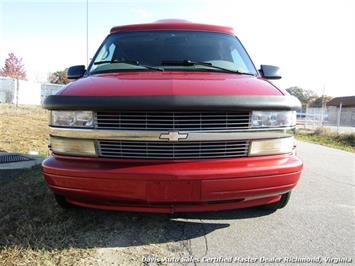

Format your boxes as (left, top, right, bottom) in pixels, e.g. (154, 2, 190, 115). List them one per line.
(50, 111, 94, 127)
(50, 136, 97, 156)
(251, 111, 296, 128)
(249, 137, 295, 156)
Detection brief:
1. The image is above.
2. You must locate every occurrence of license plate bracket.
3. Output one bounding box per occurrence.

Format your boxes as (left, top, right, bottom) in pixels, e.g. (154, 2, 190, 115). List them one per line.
(146, 180, 201, 202)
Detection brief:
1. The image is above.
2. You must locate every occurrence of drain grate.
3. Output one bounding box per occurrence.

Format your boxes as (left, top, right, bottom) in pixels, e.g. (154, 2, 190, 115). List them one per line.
(0, 154, 32, 164)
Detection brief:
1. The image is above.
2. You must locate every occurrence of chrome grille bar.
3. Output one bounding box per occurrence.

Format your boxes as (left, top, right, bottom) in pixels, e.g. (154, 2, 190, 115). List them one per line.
(49, 127, 295, 141)
(95, 111, 251, 130)
(98, 140, 250, 159)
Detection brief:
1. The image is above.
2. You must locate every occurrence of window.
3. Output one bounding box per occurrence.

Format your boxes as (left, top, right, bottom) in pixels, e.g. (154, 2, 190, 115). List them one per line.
(89, 31, 257, 75)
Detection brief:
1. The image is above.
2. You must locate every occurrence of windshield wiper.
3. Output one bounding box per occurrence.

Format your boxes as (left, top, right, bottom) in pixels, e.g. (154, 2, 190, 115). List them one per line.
(161, 60, 254, 75)
(93, 60, 163, 71)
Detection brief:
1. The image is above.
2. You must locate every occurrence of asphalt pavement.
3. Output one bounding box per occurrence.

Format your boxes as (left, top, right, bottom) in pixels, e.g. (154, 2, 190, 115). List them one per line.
(145, 141, 355, 265)
(28, 141, 353, 265)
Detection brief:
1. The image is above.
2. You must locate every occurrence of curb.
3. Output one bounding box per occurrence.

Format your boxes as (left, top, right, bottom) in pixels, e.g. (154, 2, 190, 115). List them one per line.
(0, 153, 45, 181)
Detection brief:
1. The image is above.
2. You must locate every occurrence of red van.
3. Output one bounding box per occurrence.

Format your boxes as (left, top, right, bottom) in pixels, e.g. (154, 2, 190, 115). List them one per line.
(42, 20, 303, 213)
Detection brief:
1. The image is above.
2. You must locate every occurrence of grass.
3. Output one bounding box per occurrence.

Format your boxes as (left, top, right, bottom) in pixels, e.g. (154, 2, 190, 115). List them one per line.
(0, 104, 49, 156)
(0, 167, 185, 265)
(296, 128, 355, 153)
(0, 167, 96, 265)
(0, 104, 187, 264)
(2, 103, 353, 156)
(1, 103, 353, 264)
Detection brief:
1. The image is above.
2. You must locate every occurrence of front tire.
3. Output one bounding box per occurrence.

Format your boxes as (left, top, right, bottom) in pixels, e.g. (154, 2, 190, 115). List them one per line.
(54, 194, 75, 209)
(260, 192, 291, 211)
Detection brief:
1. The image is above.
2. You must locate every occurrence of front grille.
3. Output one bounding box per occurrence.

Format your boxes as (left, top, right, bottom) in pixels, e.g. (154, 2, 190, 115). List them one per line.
(98, 140, 250, 159)
(95, 111, 251, 130)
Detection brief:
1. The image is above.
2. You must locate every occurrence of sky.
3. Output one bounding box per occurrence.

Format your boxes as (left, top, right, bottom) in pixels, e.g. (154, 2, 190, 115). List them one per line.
(0, 0, 354, 97)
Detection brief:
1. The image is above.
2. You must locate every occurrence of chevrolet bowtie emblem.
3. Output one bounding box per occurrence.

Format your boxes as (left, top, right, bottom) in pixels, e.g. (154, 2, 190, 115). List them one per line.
(159, 131, 188, 141)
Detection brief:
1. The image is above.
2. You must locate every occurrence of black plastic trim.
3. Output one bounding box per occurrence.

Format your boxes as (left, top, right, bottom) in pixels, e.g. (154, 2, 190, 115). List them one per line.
(43, 95, 301, 111)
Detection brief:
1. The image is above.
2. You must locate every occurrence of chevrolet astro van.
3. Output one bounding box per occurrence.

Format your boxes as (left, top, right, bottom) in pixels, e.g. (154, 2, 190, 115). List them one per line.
(42, 20, 303, 213)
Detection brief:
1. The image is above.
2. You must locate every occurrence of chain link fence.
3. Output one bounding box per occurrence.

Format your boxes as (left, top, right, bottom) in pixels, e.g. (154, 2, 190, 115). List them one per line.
(297, 106, 355, 134)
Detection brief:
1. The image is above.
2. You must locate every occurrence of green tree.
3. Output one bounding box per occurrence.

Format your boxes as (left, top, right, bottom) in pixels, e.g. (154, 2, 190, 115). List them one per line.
(309, 96, 333, 107)
(286, 86, 317, 108)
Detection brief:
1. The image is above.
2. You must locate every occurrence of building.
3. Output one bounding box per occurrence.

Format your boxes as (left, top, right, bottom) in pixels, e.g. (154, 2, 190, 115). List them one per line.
(327, 96, 355, 127)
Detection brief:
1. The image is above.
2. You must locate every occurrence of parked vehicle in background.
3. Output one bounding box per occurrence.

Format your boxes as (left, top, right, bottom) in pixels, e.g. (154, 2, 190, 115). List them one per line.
(42, 20, 303, 213)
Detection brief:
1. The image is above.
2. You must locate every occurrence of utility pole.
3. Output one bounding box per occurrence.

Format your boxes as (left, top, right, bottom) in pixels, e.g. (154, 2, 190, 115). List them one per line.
(320, 84, 326, 127)
(15, 78, 19, 107)
(337, 102, 342, 133)
(86, 0, 89, 67)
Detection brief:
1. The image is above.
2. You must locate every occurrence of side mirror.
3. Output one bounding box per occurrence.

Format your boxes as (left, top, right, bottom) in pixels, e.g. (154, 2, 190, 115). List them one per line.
(67, 65, 86, 79)
(259, 65, 281, 80)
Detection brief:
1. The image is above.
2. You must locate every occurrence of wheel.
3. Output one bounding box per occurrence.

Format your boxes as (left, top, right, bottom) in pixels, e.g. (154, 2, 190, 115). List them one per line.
(54, 193, 75, 209)
(260, 192, 291, 211)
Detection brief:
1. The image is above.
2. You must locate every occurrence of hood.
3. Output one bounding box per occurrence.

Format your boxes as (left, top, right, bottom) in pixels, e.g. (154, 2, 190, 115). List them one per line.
(59, 71, 283, 96)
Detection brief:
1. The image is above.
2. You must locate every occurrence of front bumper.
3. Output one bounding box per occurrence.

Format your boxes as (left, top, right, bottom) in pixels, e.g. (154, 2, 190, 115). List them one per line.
(42, 153, 303, 213)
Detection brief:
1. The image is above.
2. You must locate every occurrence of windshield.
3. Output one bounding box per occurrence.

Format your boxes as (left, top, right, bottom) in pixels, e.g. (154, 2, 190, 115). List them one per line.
(89, 31, 257, 75)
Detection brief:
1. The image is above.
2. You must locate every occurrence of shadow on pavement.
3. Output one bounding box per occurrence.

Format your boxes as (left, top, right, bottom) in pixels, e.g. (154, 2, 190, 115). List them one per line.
(0, 167, 274, 251)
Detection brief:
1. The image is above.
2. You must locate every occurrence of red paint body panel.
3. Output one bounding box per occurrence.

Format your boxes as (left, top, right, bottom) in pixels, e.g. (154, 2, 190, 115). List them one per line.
(42, 154, 303, 213)
(65, 196, 282, 213)
(43, 21, 302, 213)
(59, 72, 283, 97)
(110, 20, 235, 35)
